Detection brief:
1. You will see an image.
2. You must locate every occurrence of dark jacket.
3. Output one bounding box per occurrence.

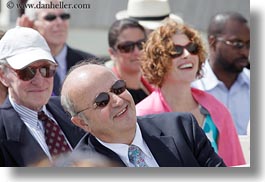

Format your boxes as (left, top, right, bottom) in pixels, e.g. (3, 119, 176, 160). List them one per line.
(53, 46, 96, 95)
(77, 112, 226, 167)
(0, 97, 85, 167)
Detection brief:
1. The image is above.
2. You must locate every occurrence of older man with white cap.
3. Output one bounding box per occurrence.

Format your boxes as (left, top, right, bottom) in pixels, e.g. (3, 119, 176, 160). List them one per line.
(0, 27, 85, 167)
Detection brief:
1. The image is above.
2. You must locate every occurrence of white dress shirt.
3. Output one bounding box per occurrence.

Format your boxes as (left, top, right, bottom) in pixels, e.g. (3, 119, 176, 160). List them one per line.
(97, 123, 159, 167)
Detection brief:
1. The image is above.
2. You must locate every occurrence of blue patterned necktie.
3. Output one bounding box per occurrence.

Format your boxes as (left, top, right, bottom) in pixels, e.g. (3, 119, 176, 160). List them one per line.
(128, 145, 148, 167)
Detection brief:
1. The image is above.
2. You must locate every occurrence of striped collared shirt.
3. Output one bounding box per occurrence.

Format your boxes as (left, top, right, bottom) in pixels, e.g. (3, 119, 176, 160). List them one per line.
(9, 95, 72, 160)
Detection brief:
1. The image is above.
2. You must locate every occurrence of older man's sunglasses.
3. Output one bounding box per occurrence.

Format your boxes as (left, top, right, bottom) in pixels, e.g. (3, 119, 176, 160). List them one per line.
(11, 64, 57, 81)
(43, 13, 70, 21)
(76, 80, 126, 115)
(171, 42, 199, 58)
(116, 39, 146, 53)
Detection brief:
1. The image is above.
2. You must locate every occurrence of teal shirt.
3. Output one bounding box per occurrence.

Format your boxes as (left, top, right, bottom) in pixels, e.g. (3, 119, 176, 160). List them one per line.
(201, 107, 219, 153)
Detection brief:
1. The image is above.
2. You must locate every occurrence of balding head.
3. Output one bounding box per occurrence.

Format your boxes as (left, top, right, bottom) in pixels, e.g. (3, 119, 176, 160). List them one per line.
(207, 12, 248, 38)
(61, 62, 117, 116)
(61, 62, 137, 144)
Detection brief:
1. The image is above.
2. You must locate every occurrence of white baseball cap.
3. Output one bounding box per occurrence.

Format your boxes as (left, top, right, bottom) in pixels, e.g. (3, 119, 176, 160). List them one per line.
(116, 0, 183, 30)
(0, 26, 56, 70)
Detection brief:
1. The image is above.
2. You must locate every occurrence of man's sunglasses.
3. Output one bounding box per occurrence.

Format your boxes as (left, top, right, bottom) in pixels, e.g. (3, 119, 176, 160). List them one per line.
(76, 80, 127, 115)
(116, 39, 146, 53)
(11, 64, 57, 81)
(43, 13, 70, 22)
(171, 42, 199, 58)
(216, 37, 250, 50)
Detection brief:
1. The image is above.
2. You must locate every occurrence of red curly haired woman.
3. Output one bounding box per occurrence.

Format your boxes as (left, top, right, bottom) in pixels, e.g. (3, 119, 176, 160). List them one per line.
(136, 19, 245, 166)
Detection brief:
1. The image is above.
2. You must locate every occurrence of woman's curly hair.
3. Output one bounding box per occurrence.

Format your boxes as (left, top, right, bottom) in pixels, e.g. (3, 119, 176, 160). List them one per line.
(141, 19, 207, 88)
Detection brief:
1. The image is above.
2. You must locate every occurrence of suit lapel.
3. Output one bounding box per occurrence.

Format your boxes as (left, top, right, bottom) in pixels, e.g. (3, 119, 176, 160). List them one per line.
(1, 99, 47, 166)
(53, 72, 61, 96)
(89, 135, 126, 167)
(19, 128, 47, 166)
(139, 124, 183, 167)
(66, 46, 80, 70)
(87, 120, 184, 167)
(46, 98, 86, 148)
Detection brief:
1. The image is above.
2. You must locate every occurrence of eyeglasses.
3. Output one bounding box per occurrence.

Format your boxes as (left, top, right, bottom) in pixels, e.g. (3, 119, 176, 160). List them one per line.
(171, 42, 199, 58)
(75, 80, 127, 115)
(116, 39, 146, 53)
(216, 37, 250, 50)
(43, 13, 70, 22)
(10, 64, 57, 81)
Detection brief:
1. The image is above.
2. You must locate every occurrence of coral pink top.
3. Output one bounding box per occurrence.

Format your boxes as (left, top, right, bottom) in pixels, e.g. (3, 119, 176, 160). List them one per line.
(136, 88, 246, 166)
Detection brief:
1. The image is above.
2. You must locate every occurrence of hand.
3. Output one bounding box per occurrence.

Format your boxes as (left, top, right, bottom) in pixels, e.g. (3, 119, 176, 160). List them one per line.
(16, 14, 34, 28)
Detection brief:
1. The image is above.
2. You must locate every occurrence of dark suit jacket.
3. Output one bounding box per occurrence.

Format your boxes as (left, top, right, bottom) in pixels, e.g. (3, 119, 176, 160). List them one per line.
(77, 112, 226, 167)
(0, 97, 86, 167)
(53, 46, 96, 95)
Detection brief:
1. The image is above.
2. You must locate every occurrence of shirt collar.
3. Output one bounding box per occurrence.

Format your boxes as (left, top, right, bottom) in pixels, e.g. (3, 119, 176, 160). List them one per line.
(199, 60, 221, 90)
(54, 44, 67, 65)
(198, 60, 250, 90)
(9, 95, 48, 128)
(237, 68, 250, 87)
(96, 123, 152, 164)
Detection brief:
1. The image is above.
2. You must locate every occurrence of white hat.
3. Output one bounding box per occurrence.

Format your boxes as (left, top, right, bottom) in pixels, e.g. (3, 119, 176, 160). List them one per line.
(0, 26, 55, 70)
(116, 0, 183, 30)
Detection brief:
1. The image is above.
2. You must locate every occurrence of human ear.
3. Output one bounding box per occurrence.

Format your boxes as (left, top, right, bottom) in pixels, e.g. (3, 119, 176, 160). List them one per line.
(208, 35, 216, 47)
(108, 47, 118, 60)
(0, 68, 10, 87)
(71, 116, 91, 133)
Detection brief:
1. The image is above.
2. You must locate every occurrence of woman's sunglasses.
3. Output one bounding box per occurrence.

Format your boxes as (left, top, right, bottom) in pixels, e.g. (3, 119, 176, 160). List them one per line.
(171, 42, 199, 58)
(116, 39, 146, 53)
(11, 64, 57, 81)
(43, 13, 70, 22)
(76, 80, 127, 115)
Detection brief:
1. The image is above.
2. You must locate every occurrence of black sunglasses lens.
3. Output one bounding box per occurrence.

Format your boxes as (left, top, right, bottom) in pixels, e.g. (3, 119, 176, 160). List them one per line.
(117, 43, 134, 53)
(60, 13, 70, 20)
(173, 45, 184, 57)
(39, 65, 57, 78)
(172, 43, 199, 58)
(44, 13, 70, 21)
(136, 42, 144, 50)
(95, 92, 110, 108)
(44, 14, 57, 21)
(187, 43, 199, 54)
(17, 67, 36, 81)
(111, 80, 126, 95)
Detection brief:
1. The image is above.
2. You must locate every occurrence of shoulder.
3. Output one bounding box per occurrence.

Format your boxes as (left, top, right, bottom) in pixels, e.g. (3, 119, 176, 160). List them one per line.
(136, 91, 163, 116)
(137, 112, 197, 133)
(191, 88, 230, 114)
(241, 68, 250, 83)
(192, 88, 220, 105)
(137, 112, 207, 150)
(67, 46, 96, 60)
(48, 96, 61, 106)
(0, 98, 19, 126)
(47, 96, 66, 115)
(243, 68, 250, 77)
